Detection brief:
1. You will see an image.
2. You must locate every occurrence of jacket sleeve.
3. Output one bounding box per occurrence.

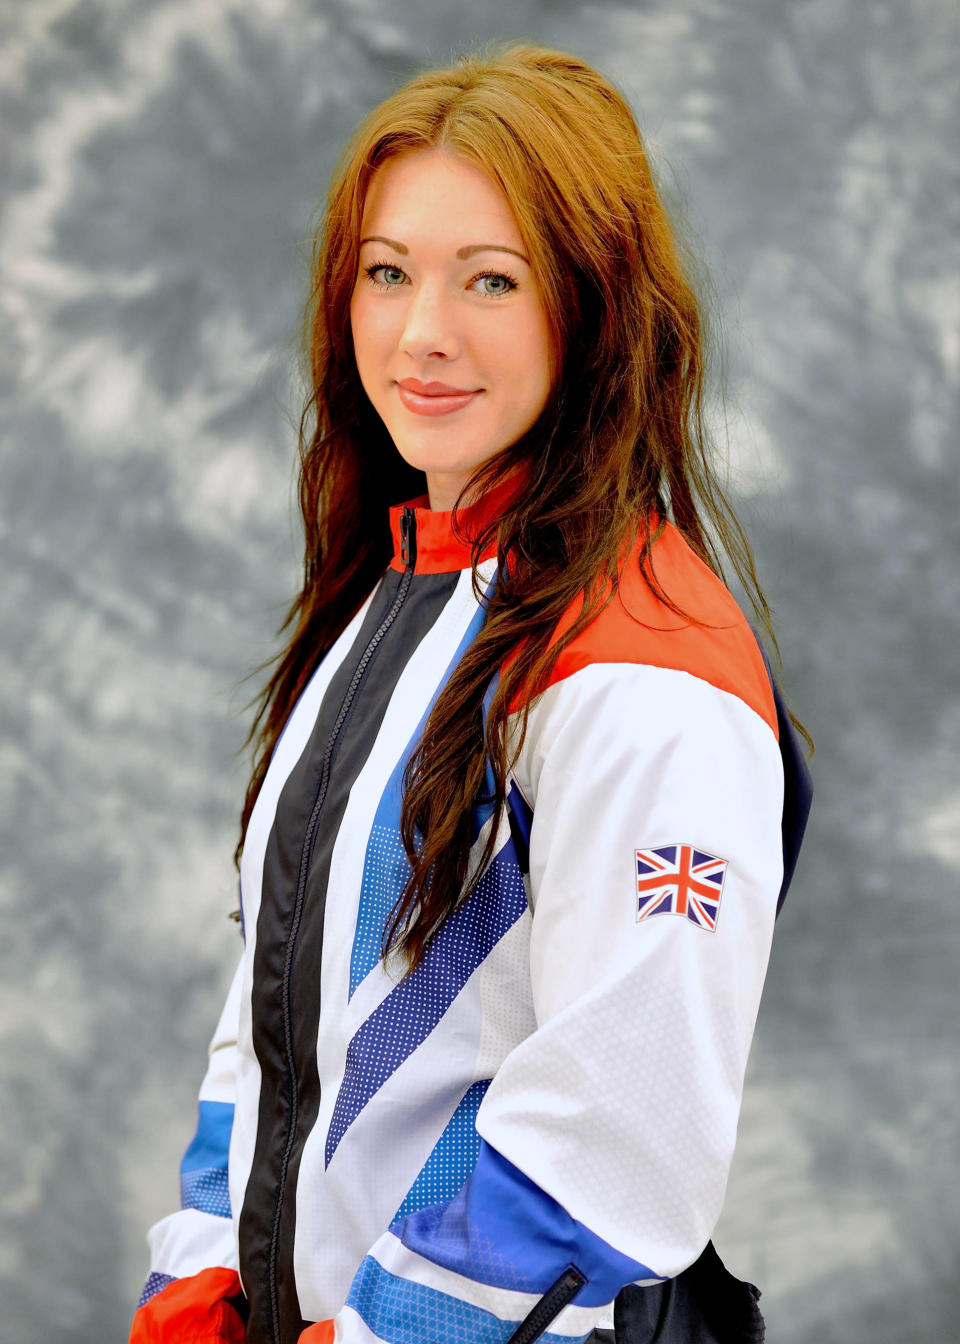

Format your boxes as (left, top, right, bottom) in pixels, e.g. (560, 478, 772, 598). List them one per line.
(325, 659, 785, 1344)
(130, 950, 247, 1343)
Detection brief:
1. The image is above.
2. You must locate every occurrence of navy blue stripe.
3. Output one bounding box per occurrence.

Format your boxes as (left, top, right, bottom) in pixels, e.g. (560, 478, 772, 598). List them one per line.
(325, 843, 528, 1166)
(477, 659, 532, 876)
(752, 637, 814, 915)
(506, 781, 532, 875)
(472, 665, 502, 844)
(137, 1271, 176, 1309)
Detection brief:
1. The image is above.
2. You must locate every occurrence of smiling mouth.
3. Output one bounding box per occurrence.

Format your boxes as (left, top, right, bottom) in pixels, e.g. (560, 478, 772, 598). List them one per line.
(397, 383, 483, 397)
(396, 384, 483, 416)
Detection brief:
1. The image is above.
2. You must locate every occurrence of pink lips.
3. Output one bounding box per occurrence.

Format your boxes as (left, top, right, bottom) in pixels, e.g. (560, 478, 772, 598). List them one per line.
(399, 378, 477, 395)
(396, 378, 482, 417)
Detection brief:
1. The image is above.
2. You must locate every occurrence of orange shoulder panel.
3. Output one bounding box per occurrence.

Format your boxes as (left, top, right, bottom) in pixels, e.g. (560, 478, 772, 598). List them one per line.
(503, 518, 778, 739)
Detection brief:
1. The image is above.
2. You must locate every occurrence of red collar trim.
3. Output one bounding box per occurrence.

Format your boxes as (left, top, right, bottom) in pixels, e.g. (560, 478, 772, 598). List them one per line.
(388, 468, 530, 575)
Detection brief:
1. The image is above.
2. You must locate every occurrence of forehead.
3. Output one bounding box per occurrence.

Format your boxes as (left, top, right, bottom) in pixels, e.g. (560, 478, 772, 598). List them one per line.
(360, 149, 522, 244)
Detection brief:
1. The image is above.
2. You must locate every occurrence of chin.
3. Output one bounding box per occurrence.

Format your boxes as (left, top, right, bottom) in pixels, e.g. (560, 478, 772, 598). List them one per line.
(393, 436, 492, 473)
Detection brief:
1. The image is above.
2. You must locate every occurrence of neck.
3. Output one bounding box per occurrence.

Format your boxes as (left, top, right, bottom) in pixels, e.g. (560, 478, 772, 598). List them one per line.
(387, 461, 532, 575)
(426, 462, 527, 513)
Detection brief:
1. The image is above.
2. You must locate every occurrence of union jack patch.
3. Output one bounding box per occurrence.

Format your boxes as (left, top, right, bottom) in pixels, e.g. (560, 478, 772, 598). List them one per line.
(635, 843, 728, 931)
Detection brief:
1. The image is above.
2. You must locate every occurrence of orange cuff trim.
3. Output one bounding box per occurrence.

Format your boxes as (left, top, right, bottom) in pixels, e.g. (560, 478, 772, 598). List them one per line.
(298, 1322, 335, 1344)
(129, 1267, 245, 1344)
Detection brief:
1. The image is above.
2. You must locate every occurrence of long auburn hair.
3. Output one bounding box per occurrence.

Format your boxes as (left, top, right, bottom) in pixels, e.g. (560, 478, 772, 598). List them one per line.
(234, 38, 812, 970)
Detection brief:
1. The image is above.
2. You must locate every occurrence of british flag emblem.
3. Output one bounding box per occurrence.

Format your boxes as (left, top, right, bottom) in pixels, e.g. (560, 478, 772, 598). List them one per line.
(635, 843, 728, 931)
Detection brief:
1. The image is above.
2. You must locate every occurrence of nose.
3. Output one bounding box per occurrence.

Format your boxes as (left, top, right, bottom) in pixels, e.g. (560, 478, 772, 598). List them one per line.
(398, 278, 462, 362)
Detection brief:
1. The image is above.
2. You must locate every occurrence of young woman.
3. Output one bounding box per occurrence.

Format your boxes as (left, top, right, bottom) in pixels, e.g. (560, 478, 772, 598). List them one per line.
(130, 39, 813, 1344)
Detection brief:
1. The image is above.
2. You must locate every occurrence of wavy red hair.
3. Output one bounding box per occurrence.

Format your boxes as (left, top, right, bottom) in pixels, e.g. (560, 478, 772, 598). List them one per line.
(233, 38, 812, 969)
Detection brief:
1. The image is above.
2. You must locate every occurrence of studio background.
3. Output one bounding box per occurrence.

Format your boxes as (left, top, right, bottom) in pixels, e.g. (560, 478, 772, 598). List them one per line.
(2, 2, 956, 1341)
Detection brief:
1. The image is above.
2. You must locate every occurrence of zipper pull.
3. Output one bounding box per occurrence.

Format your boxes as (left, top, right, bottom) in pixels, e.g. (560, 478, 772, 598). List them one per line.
(400, 505, 417, 570)
(504, 1264, 587, 1344)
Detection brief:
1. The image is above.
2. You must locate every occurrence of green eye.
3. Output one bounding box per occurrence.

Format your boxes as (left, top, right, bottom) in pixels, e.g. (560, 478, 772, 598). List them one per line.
(364, 262, 405, 287)
(362, 261, 519, 299)
(475, 273, 514, 296)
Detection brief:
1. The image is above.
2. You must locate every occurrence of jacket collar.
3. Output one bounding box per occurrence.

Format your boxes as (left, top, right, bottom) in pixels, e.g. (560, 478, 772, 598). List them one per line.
(387, 464, 531, 575)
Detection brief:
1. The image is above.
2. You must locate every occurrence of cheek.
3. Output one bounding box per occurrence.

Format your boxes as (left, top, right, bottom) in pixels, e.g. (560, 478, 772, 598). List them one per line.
(493, 312, 554, 398)
(350, 293, 391, 363)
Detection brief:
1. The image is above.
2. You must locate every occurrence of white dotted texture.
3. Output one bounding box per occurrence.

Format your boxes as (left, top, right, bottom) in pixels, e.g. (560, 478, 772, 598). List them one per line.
(474, 912, 537, 1079)
(476, 661, 784, 1278)
(477, 971, 743, 1278)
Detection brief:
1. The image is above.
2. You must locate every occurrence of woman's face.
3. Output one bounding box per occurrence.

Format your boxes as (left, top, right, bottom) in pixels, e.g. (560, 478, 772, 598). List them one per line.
(350, 148, 556, 511)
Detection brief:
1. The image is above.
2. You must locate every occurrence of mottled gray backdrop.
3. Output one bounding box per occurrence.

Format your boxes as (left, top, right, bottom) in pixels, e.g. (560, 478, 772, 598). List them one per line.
(2, 1, 957, 1341)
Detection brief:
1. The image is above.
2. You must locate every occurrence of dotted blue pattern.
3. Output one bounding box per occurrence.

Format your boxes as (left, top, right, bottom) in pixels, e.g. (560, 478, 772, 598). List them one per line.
(350, 578, 497, 998)
(181, 1165, 231, 1217)
(346, 1253, 591, 1344)
(326, 842, 528, 1167)
(351, 823, 412, 998)
(137, 1270, 176, 1309)
(391, 1079, 491, 1223)
(179, 1100, 233, 1219)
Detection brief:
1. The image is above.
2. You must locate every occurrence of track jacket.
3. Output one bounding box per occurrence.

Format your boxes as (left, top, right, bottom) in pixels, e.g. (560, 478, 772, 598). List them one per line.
(130, 470, 813, 1344)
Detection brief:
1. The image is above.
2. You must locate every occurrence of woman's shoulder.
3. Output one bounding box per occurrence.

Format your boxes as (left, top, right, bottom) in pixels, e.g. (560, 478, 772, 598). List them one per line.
(508, 517, 779, 740)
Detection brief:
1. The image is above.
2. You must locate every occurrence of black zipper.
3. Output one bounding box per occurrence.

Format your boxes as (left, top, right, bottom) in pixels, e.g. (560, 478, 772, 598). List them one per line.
(265, 505, 418, 1343)
(505, 1265, 587, 1344)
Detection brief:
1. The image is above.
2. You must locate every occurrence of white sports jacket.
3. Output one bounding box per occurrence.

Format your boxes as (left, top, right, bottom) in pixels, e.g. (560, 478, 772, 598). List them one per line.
(130, 471, 812, 1344)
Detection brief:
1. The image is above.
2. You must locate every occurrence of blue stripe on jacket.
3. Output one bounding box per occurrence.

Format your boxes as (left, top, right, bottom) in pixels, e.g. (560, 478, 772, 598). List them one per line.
(179, 1099, 233, 1218)
(393, 1139, 664, 1308)
(326, 849, 527, 1167)
(346, 1253, 592, 1344)
(392, 1079, 491, 1223)
(350, 576, 498, 997)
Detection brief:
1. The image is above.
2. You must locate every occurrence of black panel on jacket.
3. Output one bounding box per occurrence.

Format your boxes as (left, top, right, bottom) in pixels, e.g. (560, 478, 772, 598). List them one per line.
(240, 566, 461, 1344)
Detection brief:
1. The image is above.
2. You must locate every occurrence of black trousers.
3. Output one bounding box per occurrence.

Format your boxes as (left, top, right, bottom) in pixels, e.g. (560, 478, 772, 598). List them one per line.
(585, 1241, 766, 1343)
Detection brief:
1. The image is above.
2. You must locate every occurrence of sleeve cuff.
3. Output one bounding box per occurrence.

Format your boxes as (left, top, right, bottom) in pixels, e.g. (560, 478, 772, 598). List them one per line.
(129, 1267, 246, 1344)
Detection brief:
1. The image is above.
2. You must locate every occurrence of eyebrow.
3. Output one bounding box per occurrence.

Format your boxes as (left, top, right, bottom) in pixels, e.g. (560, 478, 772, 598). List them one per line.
(359, 235, 529, 264)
